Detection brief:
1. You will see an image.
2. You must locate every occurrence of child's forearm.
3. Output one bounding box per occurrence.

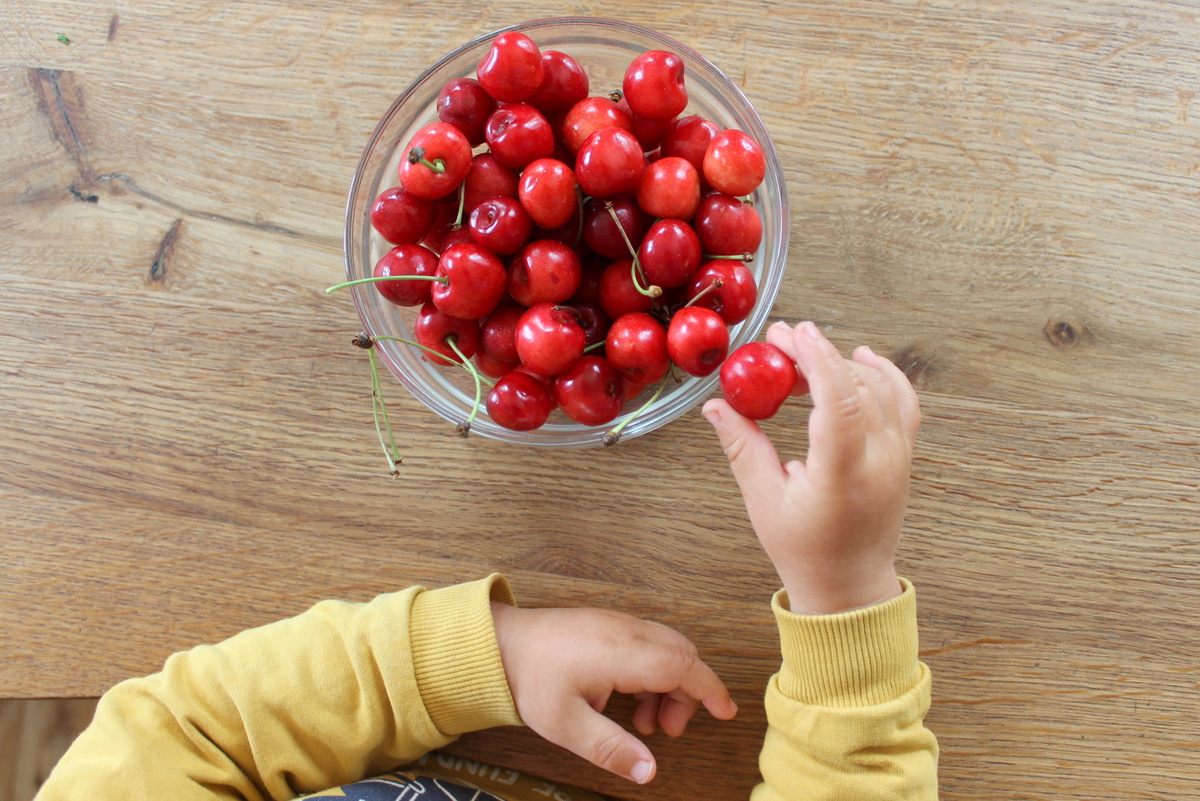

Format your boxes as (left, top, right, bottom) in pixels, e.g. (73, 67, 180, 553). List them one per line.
(36, 575, 522, 801)
(752, 580, 939, 801)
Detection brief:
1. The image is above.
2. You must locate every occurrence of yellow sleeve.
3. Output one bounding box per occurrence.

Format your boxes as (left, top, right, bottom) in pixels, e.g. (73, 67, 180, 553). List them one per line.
(36, 574, 523, 801)
(752, 578, 939, 800)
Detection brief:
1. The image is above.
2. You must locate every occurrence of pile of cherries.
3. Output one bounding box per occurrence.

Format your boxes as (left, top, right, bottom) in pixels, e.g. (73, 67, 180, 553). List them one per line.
(361, 31, 800, 435)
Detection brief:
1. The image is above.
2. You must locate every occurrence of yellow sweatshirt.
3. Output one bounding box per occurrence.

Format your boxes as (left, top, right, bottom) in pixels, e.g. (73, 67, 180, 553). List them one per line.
(36, 574, 937, 800)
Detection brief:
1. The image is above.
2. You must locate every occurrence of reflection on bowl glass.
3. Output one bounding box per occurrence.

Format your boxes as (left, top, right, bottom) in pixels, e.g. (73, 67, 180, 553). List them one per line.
(344, 17, 787, 447)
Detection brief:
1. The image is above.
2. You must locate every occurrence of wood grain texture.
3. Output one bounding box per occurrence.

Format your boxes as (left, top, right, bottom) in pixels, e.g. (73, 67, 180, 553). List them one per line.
(2, 1, 1199, 799)
(0, 699, 98, 801)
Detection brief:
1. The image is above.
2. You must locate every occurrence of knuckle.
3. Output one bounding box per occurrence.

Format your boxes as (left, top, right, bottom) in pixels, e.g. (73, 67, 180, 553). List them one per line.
(592, 729, 627, 772)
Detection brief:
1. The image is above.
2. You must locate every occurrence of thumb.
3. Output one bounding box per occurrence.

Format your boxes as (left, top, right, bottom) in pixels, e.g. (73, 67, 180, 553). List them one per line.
(556, 697, 658, 784)
(703, 398, 786, 504)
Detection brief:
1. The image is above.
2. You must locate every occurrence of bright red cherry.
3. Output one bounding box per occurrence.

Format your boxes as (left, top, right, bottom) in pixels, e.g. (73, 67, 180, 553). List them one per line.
(485, 103, 556, 170)
(487, 371, 555, 430)
(686, 260, 758, 325)
(515, 302, 587, 376)
(638, 219, 702, 289)
(518, 158, 578, 229)
(622, 50, 688, 121)
(372, 244, 440, 307)
(561, 96, 631, 154)
(508, 239, 582, 306)
(432, 243, 507, 320)
(553, 356, 626, 426)
(436, 77, 497, 147)
(527, 50, 590, 113)
(469, 195, 534, 255)
(399, 122, 473, 200)
(667, 306, 729, 377)
(370, 186, 437, 245)
(719, 342, 802, 420)
(661, 115, 722, 181)
(606, 312, 670, 385)
(414, 302, 480, 366)
(576, 128, 646, 198)
(694, 193, 762, 256)
(703, 129, 766, 196)
(476, 32, 544, 103)
(636, 156, 701, 221)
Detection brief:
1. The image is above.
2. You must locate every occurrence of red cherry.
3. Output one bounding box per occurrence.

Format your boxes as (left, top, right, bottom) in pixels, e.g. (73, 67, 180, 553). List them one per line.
(606, 312, 670, 385)
(667, 306, 729, 377)
(481, 304, 527, 363)
(399, 123, 473, 201)
(694, 193, 762, 256)
(622, 50, 688, 121)
(462, 154, 520, 215)
(703, 130, 766, 196)
(553, 356, 626, 426)
(685, 260, 758, 325)
(515, 302, 586, 376)
(598, 257, 655, 320)
(370, 186, 437, 245)
(507, 239, 582, 306)
(485, 103, 556, 170)
(487, 371, 555, 430)
(432, 243, 507, 320)
(475, 348, 518, 379)
(436, 77, 497, 147)
(638, 219, 702, 289)
(575, 128, 645, 198)
(469, 195, 534, 255)
(414, 302, 480, 366)
(719, 342, 802, 420)
(514, 365, 558, 411)
(616, 96, 673, 151)
(572, 302, 611, 351)
(660, 115, 722, 182)
(372, 244, 440, 307)
(636, 156, 701, 221)
(561, 96, 632, 154)
(438, 225, 476, 253)
(582, 196, 648, 259)
(518, 158, 578, 229)
(527, 50, 590, 113)
(476, 32, 544, 103)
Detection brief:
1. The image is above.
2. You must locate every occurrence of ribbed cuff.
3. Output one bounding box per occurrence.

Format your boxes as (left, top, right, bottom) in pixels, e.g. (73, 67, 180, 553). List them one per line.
(410, 574, 523, 735)
(773, 578, 921, 708)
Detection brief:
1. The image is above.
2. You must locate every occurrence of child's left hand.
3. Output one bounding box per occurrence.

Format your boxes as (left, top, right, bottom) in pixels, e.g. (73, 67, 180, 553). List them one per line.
(491, 603, 738, 785)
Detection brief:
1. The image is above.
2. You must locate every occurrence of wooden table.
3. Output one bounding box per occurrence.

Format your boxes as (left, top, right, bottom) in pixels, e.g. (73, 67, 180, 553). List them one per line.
(4, 1, 1199, 798)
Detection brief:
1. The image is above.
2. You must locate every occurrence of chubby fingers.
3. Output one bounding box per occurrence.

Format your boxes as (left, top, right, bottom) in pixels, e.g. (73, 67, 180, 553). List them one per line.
(853, 345, 921, 446)
(703, 396, 787, 517)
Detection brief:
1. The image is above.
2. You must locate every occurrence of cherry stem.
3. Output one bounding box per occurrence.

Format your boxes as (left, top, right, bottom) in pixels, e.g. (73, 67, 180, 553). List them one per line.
(408, 146, 446, 174)
(574, 187, 585, 247)
(701, 252, 754, 263)
(365, 344, 403, 475)
(604, 202, 661, 298)
(446, 337, 482, 436)
(453, 180, 467, 228)
(682, 278, 724, 308)
(608, 89, 623, 102)
(583, 340, 606, 353)
(370, 335, 494, 387)
(604, 373, 669, 447)
(325, 275, 448, 294)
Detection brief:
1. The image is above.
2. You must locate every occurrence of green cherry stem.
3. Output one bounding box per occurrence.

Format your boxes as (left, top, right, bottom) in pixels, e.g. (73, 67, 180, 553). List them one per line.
(583, 339, 606, 354)
(453, 180, 467, 228)
(445, 337, 483, 436)
(366, 345, 403, 475)
(408, 145, 446, 174)
(604, 202, 662, 298)
(325, 275, 448, 294)
(681, 278, 724, 309)
(370, 335, 494, 388)
(604, 373, 670, 447)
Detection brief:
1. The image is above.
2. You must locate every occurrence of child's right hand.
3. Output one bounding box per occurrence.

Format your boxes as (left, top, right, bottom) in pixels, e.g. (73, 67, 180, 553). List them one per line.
(703, 321, 921, 615)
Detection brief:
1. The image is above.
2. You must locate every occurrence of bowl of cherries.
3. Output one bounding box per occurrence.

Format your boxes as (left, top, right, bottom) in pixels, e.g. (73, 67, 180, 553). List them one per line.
(340, 17, 788, 450)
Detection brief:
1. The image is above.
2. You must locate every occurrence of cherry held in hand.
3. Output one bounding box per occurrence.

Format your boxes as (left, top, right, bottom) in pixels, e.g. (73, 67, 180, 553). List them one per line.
(719, 342, 801, 420)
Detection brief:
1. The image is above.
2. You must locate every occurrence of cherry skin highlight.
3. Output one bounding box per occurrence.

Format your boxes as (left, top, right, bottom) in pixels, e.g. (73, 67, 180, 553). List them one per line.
(719, 342, 803, 420)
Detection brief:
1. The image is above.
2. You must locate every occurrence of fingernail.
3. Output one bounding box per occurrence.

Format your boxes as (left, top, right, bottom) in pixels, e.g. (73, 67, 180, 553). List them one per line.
(702, 401, 721, 425)
(631, 760, 654, 784)
(801, 321, 821, 339)
(864, 345, 876, 356)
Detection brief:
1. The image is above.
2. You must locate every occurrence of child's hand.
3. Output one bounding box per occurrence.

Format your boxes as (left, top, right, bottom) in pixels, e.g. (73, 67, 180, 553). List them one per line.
(703, 321, 921, 615)
(491, 603, 737, 785)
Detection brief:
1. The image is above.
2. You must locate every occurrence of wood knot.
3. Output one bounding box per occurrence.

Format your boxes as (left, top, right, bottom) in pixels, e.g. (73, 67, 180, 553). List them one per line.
(890, 346, 936, 386)
(1044, 317, 1089, 348)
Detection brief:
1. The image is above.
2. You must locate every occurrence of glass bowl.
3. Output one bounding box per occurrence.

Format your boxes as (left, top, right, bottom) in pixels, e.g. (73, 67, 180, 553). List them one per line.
(343, 16, 788, 447)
